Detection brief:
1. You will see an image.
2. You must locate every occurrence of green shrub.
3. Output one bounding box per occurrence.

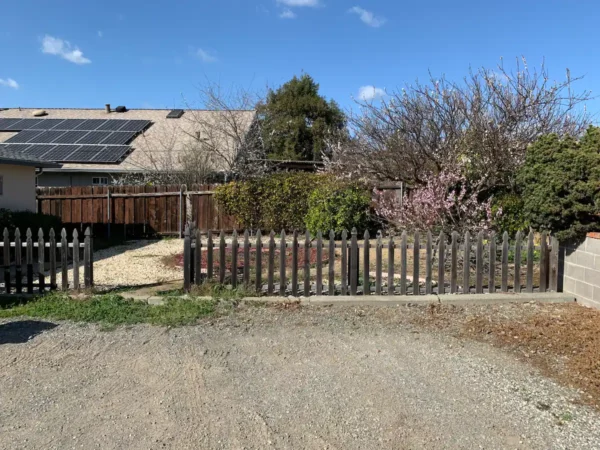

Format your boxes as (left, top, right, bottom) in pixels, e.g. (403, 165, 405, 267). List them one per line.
(214, 173, 319, 231)
(305, 179, 371, 235)
(516, 126, 600, 241)
(491, 193, 529, 236)
(0, 209, 62, 234)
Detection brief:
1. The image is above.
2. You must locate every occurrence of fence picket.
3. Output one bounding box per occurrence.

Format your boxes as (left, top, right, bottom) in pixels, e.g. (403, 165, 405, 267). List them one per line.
(219, 231, 226, 284)
(255, 230, 262, 292)
(291, 230, 298, 296)
(268, 231, 275, 295)
(450, 232, 458, 294)
(72, 229, 80, 291)
(37, 229, 45, 292)
(400, 231, 407, 295)
(413, 232, 420, 295)
(488, 232, 496, 294)
(375, 232, 382, 295)
(3, 228, 10, 294)
(514, 231, 522, 293)
(350, 228, 358, 296)
(438, 231, 445, 295)
(84, 227, 93, 288)
(243, 230, 250, 286)
(26, 229, 33, 294)
(206, 230, 214, 280)
(183, 225, 191, 292)
(304, 231, 311, 297)
(328, 230, 335, 295)
(425, 231, 432, 294)
(61, 229, 68, 291)
(539, 231, 548, 293)
(231, 231, 238, 288)
(363, 230, 370, 296)
(280, 231, 287, 295)
(526, 231, 534, 293)
(341, 230, 348, 295)
(316, 231, 323, 295)
(463, 231, 470, 294)
(49, 229, 56, 290)
(501, 232, 509, 292)
(14, 229, 22, 294)
(475, 231, 484, 294)
(194, 229, 202, 285)
(550, 236, 559, 292)
(387, 235, 395, 295)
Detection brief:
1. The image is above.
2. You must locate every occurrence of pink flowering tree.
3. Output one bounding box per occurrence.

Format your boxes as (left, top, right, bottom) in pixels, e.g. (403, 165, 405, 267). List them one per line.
(374, 165, 499, 235)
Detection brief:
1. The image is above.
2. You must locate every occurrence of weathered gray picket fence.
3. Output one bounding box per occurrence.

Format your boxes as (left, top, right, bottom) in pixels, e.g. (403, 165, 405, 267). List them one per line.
(183, 226, 559, 296)
(1, 227, 94, 295)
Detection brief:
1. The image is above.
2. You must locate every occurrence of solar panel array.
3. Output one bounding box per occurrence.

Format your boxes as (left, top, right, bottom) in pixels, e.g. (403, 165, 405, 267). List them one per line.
(0, 118, 151, 164)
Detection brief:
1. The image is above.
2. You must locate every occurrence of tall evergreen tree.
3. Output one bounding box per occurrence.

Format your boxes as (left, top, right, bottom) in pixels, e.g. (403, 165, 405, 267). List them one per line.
(258, 74, 346, 161)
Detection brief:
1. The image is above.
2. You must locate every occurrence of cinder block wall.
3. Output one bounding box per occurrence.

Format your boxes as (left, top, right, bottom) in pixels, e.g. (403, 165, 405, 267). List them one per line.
(562, 233, 600, 308)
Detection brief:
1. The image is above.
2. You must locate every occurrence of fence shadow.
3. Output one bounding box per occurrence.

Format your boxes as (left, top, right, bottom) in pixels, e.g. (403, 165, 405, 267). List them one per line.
(0, 320, 57, 345)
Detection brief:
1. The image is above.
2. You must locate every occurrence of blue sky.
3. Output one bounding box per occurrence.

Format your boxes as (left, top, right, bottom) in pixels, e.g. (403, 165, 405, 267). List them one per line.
(1, 0, 600, 115)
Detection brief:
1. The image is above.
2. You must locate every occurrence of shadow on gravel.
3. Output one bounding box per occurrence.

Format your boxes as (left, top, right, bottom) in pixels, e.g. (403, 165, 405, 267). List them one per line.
(0, 320, 57, 345)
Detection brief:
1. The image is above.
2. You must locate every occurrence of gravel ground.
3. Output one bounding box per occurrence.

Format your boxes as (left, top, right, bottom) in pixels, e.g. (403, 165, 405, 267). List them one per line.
(60, 239, 183, 290)
(1, 304, 600, 449)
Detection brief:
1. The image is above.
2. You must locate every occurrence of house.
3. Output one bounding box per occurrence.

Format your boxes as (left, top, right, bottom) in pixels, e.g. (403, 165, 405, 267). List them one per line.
(0, 106, 257, 187)
(0, 146, 60, 211)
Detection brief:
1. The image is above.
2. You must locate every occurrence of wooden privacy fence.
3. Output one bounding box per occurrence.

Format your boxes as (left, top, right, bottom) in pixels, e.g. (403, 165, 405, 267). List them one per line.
(183, 227, 560, 296)
(36, 184, 238, 236)
(1, 227, 94, 295)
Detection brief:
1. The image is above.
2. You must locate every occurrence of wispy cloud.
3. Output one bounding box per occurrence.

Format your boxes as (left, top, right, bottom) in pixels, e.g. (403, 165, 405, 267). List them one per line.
(0, 78, 19, 89)
(195, 48, 217, 63)
(41, 35, 91, 64)
(280, 9, 297, 18)
(97, 30, 103, 38)
(276, 0, 320, 6)
(349, 6, 386, 27)
(358, 85, 386, 101)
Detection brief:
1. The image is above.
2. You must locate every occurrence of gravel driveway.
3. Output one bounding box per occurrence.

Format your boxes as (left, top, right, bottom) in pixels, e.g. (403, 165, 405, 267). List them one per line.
(1, 305, 599, 449)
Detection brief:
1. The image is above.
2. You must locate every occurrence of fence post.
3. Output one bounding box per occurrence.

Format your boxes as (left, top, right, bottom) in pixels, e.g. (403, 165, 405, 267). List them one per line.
(328, 230, 335, 296)
(387, 234, 394, 295)
(194, 228, 202, 285)
(26, 229, 33, 294)
(350, 228, 358, 296)
(231, 230, 238, 288)
(179, 185, 186, 238)
(475, 231, 484, 294)
(61, 229, 68, 290)
(72, 229, 80, 291)
(107, 187, 111, 239)
(413, 232, 420, 295)
(514, 231, 522, 293)
(400, 231, 407, 295)
(255, 230, 263, 293)
(425, 231, 432, 294)
(207, 230, 213, 281)
(3, 228, 10, 294)
(183, 225, 191, 292)
(450, 232, 458, 294)
(84, 227, 94, 288)
(49, 229, 57, 290)
(488, 231, 496, 294)
(243, 230, 250, 286)
(268, 231, 275, 295)
(219, 231, 226, 285)
(38, 229, 45, 293)
(279, 230, 287, 296)
(549, 236, 559, 292)
(291, 230, 298, 296)
(316, 231, 323, 296)
(539, 231, 548, 293)
(375, 231, 382, 295)
(363, 230, 370, 296)
(501, 232, 509, 292)
(438, 231, 445, 295)
(341, 230, 348, 295)
(526, 231, 534, 293)
(304, 231, 311, 297)
(463, 231, 470, 294)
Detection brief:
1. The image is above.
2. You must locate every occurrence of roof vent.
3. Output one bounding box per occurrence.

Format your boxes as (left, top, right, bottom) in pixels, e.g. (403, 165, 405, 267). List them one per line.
(167, 109, 184, 119)
(33, 109, 48, 117)
(115, 106, 127, 113)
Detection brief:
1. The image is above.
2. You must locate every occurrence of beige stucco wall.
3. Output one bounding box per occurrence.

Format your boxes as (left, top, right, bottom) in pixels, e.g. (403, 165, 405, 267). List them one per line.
(0, 164, 37, 211)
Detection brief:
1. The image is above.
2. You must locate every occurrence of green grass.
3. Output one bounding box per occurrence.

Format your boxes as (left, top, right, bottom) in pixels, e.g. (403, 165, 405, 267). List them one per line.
(157, 282, 260, 300)
(0, 293, 222, 327)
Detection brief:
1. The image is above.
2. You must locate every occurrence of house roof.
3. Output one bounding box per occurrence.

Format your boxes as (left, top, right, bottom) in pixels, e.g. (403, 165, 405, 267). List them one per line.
(0, 145, 61, 168)
(0, 108, 256, 173)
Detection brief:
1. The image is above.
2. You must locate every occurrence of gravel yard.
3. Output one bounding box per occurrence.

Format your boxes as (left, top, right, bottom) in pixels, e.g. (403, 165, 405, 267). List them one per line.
(1, 303, 600, 449)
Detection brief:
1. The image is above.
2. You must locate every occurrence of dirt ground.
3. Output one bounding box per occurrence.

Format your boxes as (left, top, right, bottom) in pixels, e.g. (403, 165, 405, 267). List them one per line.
(1, 302, 600, 449)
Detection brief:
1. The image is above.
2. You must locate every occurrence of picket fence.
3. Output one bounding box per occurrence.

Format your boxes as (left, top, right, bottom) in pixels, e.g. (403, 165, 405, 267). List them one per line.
(0, 227, 94, 295)
(183, 226, 559, 296)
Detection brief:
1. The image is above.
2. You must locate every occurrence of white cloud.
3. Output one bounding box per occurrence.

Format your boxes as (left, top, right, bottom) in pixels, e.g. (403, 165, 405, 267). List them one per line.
(97, 31, 103, 38)
(0, 78, 19, 89)
(358, 85, 386, 101)
(276, 0, 319, 6)
(195, 48, 217, 63)
(349, 6, 386, 27)
(280, 9, 297, 18)
(41, 35, 91, 64)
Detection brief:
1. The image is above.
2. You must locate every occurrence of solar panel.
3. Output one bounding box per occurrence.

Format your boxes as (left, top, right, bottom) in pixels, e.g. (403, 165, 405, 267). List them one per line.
(5, 129, 45, 143)
(3, 119, 28, 131)
(0, 118, 25, 130)
(28, 130, 68, 144)
(52, 130, 90, 144)
(167, 109, 184, 119)
(62, 145, 101, 162)
(34, 119, 68, 130)
(73, 119, 108, 131)
(18, 119, 47, 130)
(96, 120, 127, 131)
(51, 119, 86, 130)
(0, 143, 33, 153)
(118, 120, 151, 132)
(21, 144, 56, 157)
(76, 131, 110, 145)
(100, 131, 134, 145)
(92, 145, 131, 162)
(40, 145, 79, 161)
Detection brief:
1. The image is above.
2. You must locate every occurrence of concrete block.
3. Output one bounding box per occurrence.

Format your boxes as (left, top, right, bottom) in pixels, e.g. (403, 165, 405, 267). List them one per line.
(564, 250, 578, 264)
(563, 276, 577, 295)
(584, 268, 600, 286)
(576, 296, 600, 310)
(576, 281, 594, 301)
(565, 263, 585, 280)
(585, 236, 600, 254)
(595, 286, 600, 303)
(595, 255, 600, 271)
(576, 251, 596, 268)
